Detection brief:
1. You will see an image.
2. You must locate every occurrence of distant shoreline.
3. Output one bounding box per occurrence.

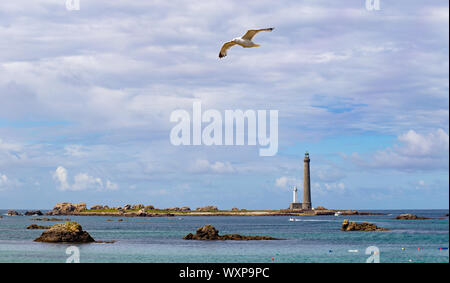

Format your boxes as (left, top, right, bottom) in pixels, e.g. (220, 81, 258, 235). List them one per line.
(5, 208, 386, 217)
(4, 204, 448, 218)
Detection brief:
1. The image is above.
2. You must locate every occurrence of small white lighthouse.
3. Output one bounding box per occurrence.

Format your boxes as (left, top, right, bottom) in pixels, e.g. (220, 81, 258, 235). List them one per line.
(289, 186, 302, 209)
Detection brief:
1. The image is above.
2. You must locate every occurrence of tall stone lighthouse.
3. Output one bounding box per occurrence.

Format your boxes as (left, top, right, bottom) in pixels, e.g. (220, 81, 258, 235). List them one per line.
(289, 152, 312, 210)
(302, 152, 312, 210)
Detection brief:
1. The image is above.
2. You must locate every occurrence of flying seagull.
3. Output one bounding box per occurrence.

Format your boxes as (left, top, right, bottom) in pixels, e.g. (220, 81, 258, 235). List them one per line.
(219, 28, 274, 58)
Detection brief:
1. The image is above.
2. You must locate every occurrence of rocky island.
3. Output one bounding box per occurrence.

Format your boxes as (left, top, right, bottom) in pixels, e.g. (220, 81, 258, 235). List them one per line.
(34, 222, 95, 243)
(31, 218, 71, 221)
(341, 219, 390, 231)
(40, 202, 386, 217)
(395, 214, 433, 220)
(27, 224, 51, 230)
(24, 210, 43, 216)
(7, 210, 22, 216)
(184, 225, 282, 240)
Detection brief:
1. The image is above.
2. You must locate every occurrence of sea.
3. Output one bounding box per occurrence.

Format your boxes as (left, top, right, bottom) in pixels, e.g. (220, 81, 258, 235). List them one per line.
(0, 209, 448, 263)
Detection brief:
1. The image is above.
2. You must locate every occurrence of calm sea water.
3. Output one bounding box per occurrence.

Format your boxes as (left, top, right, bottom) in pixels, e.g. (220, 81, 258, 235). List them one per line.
(0, 209, 448, 263)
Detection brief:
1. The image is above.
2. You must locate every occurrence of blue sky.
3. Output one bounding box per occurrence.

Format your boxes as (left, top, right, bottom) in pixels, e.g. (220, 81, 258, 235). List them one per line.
(0, 0, 448, 210)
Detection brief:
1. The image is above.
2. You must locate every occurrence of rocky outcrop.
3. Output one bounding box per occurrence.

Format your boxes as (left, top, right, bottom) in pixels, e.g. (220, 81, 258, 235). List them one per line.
(196, 206, 219, 212)
(123, 204, 132, 210)
(166, 207, 181, 211)
(315, 206, 327, 210)
(395, 214, 432, 220)
(34, 222, 95, 243)
(7, 210, 22, 216)
(341, 219, 389, 231)
(144, 205, 154, 210)
(166, 206, 190, 211)
(27, 224, 51, 229)
(24, 210, 43, 216)
(47, 203, 87, 215)
(90, 205, 104, 210)
(314, 210, 335, 215)
(184, 225, 281, 241)
(132, 204, 144, 210)
(137, 209, 147, 216)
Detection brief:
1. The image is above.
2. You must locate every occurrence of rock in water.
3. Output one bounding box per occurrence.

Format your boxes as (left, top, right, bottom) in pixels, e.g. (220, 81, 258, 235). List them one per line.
(341, 219, 389, 231)
(47, 202, 87, 215)
(24, 210, 43, 216)
(395, 214, 432, 220)
(7, 210, 22, 216)
(34, 222, 95, 243)
(184, 225, 281, 240)
(192, 225, 220, 240)
(27, 224, 51, 230)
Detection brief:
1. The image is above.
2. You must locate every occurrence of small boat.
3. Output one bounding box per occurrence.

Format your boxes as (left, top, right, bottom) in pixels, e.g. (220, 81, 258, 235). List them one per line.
(289, 218, 295, 222)
(334, 212, 342, 216)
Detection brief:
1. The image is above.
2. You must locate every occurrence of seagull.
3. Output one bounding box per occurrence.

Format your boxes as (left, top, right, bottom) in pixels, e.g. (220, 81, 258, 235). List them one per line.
(219, 28, 274, 58)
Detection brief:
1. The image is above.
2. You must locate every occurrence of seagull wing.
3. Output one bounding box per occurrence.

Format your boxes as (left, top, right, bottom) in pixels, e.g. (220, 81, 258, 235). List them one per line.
(219, 41, 237, 58)
(241, 28, 274, 41)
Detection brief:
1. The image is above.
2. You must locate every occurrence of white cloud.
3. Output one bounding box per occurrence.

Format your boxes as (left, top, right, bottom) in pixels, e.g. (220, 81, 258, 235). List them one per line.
(106, 180, 119, 190)
(191, 159, 235, 174)
(0, 173, 20, 191)
(53, 166, 70, 190)
(313, 182, 346, 196)
(64, 145, 87, 157)
(275, 176, 299, 189)
(352, 129, 449, 171)
(0, 174, 9, 190)
(397, 129, 449, 157)
(0, 138, 21, 151)
(315, 165, 345, 182)
(52, 166, 118, 191)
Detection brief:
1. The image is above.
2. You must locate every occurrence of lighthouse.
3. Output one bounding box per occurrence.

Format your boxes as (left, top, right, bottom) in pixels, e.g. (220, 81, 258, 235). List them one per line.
(289, 185, 302, 210)
(288, 152, 313, 210)
(302, 152, 312, 210)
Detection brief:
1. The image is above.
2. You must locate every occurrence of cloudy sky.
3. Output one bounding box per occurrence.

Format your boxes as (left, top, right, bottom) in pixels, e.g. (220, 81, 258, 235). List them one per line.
(0, 0, 448, 210)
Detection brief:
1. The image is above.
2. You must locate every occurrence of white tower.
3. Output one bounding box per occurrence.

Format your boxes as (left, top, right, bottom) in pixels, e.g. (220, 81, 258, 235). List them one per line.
(293, 186, 298, 203)
(289, 185, 302, 210)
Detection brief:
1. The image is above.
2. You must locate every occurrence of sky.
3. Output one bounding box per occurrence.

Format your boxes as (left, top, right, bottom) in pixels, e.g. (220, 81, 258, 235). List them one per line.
(0, 0, 448, 210)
